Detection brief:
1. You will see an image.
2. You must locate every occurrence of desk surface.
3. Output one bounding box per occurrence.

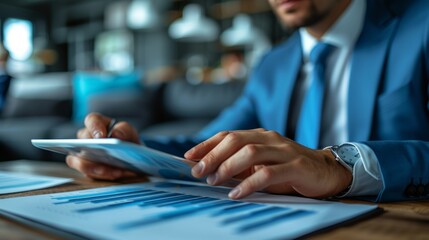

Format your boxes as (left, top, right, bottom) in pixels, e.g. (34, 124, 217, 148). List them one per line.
(0, 160, 428, 240)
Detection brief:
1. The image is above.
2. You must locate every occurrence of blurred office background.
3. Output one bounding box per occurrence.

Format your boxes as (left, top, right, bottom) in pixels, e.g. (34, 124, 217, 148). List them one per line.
(0, 0, 291, 161)
(0, 0, 290, 76)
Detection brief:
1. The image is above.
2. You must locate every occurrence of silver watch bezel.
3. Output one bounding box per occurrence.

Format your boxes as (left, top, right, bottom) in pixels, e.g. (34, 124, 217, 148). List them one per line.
(329, 145, 353, 172)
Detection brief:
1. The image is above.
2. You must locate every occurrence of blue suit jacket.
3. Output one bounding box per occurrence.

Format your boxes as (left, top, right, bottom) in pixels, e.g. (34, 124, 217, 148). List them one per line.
(144, 0, 429, 202)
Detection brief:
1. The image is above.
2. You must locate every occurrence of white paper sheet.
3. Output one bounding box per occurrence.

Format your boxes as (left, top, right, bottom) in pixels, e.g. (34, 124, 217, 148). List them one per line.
(0, 171, 72, 195)
(0, 178, 378, 239)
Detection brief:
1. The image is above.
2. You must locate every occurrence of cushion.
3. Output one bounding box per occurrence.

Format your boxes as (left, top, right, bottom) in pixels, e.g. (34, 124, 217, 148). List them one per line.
(72, 71, 142, 124)
(163, 80, 244, 119)
(6, 72, 72, 99)
(88, 89, 149, 119)
(140, 119, 211, 137)
(0, 117, 68, 161)
(2, 72, 73, 118)
(2, 98, 72, 118)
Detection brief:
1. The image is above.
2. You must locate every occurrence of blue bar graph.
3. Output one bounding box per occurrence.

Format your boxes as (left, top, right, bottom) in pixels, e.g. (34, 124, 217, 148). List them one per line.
(77, 192, 179, 213)
(46, 185, 315, 235)
(221, 206, 287, 225)
(237, 210, 314, 233)
(54, 189, 155, 204)
(160, 196, 217, 208)
(138, 194, 195, 207)
(118, 200, 240, 229)
(53, 188, 144, 201)
(211, 203, 263, 217)
(90, 190, 159, 203)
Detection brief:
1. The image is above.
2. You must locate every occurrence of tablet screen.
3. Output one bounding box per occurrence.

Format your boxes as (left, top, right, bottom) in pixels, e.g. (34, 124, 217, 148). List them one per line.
(32, 139, 201, 182)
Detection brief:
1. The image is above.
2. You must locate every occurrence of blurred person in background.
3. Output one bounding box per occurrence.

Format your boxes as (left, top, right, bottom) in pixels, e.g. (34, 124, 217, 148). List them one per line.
(66, 0, 429, 202)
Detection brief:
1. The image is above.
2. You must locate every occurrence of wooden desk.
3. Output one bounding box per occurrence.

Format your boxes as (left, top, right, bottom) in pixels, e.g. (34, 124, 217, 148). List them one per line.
(0, 160, 428, 240)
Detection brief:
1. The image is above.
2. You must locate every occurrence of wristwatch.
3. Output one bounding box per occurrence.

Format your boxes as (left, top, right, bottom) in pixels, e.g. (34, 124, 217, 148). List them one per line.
(328, 144, 361, 172)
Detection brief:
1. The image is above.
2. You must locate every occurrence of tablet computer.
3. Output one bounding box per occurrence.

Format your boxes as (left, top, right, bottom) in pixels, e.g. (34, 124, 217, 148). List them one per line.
(31, 138, 201, 182)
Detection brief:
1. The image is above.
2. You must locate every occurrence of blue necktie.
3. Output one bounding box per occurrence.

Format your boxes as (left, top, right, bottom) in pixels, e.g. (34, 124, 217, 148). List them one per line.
(295, 42, 334, 149)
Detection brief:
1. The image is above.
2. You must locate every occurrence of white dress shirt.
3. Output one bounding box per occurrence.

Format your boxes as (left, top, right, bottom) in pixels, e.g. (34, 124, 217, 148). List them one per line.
(297, 0, 383, 197)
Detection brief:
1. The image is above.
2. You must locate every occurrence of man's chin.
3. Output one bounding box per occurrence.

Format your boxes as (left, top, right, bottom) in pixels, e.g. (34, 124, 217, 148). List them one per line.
(280, 18, 309, 29)
(279, 13, 321, 29)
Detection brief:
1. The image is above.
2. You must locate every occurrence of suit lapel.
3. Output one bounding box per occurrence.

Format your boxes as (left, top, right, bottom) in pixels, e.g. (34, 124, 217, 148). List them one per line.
(277, 34, 302, 135)
(347, 0, 399, 141)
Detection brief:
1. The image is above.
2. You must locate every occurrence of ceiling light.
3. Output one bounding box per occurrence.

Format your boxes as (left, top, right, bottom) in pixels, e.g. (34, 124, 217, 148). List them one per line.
(169, 4, 219, 42)
(127, 0, 161, 29)
(221, 14, 263, 46)
(221, 14, 271, 67)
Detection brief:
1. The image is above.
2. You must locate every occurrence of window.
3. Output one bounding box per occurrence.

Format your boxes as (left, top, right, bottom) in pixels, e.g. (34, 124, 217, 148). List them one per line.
(95, 29, 134, 72)
(3, 18, 33, 61)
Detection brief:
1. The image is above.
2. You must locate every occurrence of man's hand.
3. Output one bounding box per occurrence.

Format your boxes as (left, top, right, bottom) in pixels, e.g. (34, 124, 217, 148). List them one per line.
(66, 112, 140, 180)
(185, 129, 352, 199)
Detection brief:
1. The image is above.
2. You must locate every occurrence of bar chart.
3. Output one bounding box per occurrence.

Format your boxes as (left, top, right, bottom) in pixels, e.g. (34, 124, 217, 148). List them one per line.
(0, 180, 378, 240)
(51, 186, 313, 234)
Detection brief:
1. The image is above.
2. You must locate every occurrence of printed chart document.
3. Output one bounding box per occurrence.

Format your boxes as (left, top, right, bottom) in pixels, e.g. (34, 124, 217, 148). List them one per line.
(0, 171, 72, 195)
(0, 178, 378, 240)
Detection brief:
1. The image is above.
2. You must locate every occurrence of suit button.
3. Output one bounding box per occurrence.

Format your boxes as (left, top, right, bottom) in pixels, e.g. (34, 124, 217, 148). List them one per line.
(417, 183, 425, 197)
(405, 183, 417, 197)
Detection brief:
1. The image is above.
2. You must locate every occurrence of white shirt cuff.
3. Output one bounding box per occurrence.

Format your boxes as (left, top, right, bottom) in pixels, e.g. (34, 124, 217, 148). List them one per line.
(340, 142, 383, 197)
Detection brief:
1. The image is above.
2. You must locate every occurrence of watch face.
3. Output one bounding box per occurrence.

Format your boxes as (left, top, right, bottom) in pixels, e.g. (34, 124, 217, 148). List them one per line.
(338, 144, 360, 166)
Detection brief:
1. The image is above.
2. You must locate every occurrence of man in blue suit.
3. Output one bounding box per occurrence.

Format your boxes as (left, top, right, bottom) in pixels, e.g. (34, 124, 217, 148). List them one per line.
(67, 0, 429, 202)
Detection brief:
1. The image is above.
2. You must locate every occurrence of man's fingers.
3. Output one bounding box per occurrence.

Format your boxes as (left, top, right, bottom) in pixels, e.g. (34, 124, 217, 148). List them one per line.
(66, 156, 136, 180)
(207, 144, 285, 186)
(228, 164, 293, 199)
(191, 130, 285, 179)
(191, 131, 270, 178)
(185, 128, 268, 160)
(185, 131, 230, 160)
(68, 113, 142, 181)
(84, 113, 112, 138)
(110, 121, 141, 144)
(77, 128, 92, 139)
(82, 113, 140, 144)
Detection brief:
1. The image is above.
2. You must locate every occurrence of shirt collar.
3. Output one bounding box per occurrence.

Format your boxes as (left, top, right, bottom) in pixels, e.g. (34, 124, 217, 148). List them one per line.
(300, 0, 366, 61)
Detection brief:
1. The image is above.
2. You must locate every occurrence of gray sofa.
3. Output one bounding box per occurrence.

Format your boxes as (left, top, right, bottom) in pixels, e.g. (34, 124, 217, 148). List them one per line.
(0, 72, 244, 161)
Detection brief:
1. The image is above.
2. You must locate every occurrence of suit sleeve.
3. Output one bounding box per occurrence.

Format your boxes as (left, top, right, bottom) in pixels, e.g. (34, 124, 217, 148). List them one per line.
(362, 140, 429, 202)
(360, 16, 429, 202)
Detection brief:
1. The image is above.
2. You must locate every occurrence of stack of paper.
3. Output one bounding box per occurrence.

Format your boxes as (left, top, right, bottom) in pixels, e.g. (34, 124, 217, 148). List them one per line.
(0, 171, 72, 195)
